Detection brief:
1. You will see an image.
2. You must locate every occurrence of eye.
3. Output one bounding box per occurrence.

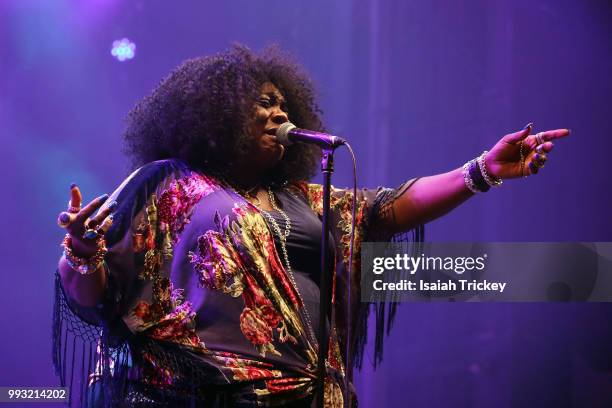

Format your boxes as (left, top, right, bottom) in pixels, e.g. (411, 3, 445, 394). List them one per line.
(257, 97, 271, 108)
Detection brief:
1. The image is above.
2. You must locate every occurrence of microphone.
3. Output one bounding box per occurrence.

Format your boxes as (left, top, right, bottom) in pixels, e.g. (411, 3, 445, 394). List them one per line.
(275, 122, 346, 149)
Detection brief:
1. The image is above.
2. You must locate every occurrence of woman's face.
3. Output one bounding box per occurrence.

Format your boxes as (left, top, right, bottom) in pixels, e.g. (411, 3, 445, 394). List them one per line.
(244, 82, 289, 172)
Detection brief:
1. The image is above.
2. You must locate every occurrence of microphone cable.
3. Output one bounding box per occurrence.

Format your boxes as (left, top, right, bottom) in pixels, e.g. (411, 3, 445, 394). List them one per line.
(343, 142, 358, 408)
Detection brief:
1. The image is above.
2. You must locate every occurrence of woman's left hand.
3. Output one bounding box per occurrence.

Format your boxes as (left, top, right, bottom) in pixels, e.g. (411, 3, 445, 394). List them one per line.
(484, 124, 571, 180)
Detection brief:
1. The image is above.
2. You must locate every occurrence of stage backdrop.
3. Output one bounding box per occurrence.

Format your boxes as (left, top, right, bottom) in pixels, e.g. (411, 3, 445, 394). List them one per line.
(1, 1, 611, 407)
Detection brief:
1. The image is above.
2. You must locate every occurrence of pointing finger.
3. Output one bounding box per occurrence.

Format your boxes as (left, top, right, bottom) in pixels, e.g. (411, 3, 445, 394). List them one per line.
(541, 129, 570, 142)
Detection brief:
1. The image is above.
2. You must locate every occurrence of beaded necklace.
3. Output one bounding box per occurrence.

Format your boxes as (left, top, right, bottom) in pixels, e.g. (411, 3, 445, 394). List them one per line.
(237, 186, 318, 347)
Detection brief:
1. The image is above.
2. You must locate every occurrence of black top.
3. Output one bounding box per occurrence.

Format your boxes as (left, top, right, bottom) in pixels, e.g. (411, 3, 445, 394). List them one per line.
(264, 188, 336, 340)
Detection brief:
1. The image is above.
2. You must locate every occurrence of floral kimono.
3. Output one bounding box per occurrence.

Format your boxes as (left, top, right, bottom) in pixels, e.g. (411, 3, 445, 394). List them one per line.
(53, 159, 423, 407)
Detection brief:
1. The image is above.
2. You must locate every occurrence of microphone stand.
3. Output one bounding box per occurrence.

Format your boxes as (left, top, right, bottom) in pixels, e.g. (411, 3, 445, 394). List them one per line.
(316, 147, 335, 408)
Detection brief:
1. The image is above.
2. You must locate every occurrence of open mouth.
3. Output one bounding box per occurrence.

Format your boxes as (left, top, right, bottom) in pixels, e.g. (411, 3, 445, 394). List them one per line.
(265, 128, 278, 136)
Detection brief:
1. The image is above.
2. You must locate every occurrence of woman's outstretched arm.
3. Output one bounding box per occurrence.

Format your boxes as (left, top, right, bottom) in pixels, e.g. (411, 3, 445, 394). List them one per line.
(390, 166, 472, 231)
(382, 124, 570, 233)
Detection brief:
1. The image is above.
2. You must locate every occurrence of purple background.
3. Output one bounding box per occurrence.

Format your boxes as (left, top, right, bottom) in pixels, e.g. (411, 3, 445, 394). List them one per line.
(1, 1, 611, 406)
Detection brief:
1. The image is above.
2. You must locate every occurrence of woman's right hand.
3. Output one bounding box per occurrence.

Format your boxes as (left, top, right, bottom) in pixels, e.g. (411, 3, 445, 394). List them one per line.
(57, 184, 117, 259)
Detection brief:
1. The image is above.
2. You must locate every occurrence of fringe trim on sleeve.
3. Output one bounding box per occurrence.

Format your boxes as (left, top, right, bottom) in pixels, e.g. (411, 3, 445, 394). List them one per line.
(53, 272, 242, 407)
(352, 184, 425, 371)
(52, 271, 131, 407)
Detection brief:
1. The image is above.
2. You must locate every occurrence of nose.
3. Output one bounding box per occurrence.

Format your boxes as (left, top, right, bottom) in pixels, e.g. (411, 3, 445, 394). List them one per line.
(271, 108, 288, 125)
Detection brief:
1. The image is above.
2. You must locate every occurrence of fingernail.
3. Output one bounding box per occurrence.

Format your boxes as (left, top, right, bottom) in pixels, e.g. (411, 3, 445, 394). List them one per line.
(529, 161, 537, 173)
(59, 212, 70, 223)
(523, 122, 533, 130)
(108, 201, 118, 210)
(99, 194, 109, 201)
(70, 182, 77, 189)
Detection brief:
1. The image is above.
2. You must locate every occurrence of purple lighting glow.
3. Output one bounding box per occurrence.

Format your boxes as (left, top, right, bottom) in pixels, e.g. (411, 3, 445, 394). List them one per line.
(111, 38, 136, 61)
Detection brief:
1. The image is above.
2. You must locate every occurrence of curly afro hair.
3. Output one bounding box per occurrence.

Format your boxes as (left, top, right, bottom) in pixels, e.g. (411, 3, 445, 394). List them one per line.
(123, 44, 323, 186)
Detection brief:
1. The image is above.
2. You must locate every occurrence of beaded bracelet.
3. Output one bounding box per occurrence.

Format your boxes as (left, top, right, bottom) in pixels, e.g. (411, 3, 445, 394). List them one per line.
(62, 234, 108, 275)
(477, 151, 503, 187)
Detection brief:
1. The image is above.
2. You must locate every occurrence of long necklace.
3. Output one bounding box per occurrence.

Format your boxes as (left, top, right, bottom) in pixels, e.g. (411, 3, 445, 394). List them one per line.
(258, 188, 318, 347)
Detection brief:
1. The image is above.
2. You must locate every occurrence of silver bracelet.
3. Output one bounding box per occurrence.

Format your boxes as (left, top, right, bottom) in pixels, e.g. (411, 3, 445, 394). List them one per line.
(477, 151, 503, 187)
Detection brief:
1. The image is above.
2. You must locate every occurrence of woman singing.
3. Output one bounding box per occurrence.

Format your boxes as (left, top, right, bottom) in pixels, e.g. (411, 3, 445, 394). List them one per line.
(53, 45, 569, 407)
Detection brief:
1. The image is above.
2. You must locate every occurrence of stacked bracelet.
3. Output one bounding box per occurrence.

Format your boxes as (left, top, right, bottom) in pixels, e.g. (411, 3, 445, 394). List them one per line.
(62, 234, 108, 275)
(462, 162, 481, 193)
(462, 151, 502, 193)
(477, 151, 503, 187)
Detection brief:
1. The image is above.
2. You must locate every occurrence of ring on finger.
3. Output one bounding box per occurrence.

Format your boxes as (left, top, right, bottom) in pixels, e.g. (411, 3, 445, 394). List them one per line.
(85, 201, 118, 230)
(533, 158, 546, 169)
(535, 144, 545, 154)
(67, 200, 81, 214)
(535, 132, 545, 145)
(85, 215, 114, 240)
(57, 212, 72, 228)
(83, 228, 101, 240)
(84, 218, 96, 230)
(97, 215, 114, 235)
(534, 153, 548, 164)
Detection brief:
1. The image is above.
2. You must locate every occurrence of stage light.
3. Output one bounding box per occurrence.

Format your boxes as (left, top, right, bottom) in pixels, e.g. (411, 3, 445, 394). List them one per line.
(111, 38, 136, 61)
